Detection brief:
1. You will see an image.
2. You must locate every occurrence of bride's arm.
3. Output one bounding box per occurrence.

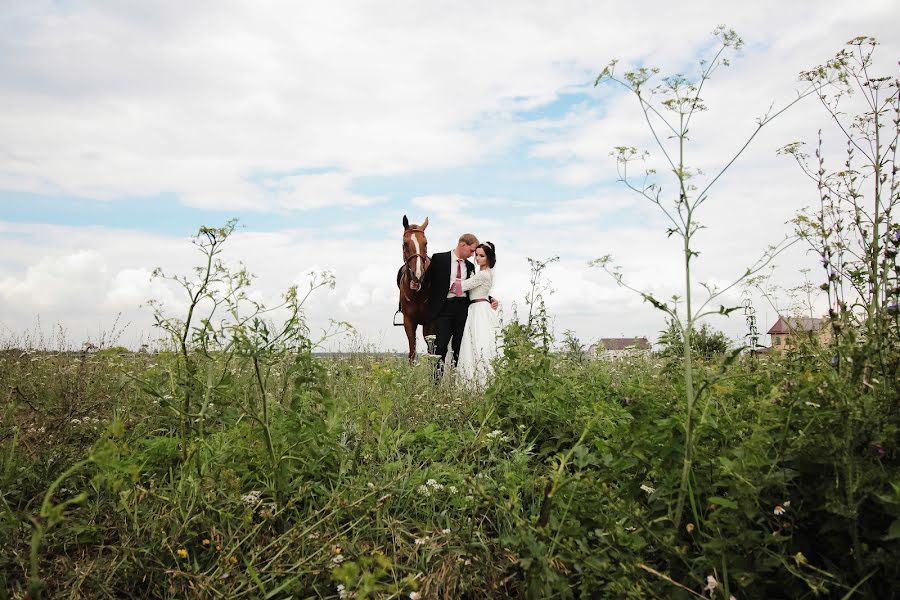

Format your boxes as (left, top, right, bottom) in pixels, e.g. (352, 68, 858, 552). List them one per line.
(461, 270, 491, 291)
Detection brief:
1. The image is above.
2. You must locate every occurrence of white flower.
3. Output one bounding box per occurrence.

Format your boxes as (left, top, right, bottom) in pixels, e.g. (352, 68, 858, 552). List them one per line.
(639, 484, 656, 494)
(774, 504, 786, 516)
(337, 584, 349, 599)
(240, 490, 262, 506)
(441, 528, 451, 534)
(704, 575, 718, 593)
(487, 430, 503, 439)
(409, 593, 421, 600)
(332, 553, 345, 564)
(416, 485, 431, 498)
(414, 537, 429, 546)
(447, 486, 458, 494)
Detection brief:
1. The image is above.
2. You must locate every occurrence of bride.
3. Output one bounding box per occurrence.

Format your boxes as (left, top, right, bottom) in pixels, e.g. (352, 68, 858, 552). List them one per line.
(457, 241, 501, 387)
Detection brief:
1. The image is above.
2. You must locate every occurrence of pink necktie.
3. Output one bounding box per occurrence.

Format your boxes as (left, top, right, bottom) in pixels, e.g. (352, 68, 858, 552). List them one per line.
(451, 259, 463, 296)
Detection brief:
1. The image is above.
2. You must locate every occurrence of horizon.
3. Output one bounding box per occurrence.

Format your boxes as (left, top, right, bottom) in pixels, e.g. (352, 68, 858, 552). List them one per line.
(2, 2, 898, 352)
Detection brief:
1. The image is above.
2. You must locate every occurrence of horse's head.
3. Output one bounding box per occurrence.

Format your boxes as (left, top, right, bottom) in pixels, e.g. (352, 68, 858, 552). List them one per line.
(402, 214, 430, 290)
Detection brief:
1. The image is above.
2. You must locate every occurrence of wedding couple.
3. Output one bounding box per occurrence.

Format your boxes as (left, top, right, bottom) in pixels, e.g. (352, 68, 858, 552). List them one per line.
(426, 233, 501, 386)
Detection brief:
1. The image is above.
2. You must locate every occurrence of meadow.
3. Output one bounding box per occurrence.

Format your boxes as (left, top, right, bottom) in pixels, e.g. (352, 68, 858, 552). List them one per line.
(1, 310, 899, 598)
(2, 32, 898, 599)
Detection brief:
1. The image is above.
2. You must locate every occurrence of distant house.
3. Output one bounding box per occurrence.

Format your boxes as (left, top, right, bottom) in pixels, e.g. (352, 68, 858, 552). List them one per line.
(590, 337, 652, 359)
(766, 316, 831, 351)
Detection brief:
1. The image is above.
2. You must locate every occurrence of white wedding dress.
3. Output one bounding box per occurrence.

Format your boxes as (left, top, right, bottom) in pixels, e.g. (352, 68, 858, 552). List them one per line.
(457, 269, 501, 387)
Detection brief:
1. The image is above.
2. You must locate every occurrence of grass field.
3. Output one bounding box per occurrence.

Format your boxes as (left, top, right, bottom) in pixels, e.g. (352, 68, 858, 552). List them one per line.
(2, 316, 898, 599)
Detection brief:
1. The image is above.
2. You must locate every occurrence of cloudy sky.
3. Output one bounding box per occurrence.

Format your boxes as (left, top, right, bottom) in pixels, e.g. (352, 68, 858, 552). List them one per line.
(1, 1, 898, 352)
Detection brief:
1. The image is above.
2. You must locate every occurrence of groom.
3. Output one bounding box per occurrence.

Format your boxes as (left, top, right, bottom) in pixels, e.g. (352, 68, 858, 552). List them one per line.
(426, 233, 478, 377)
(425, 233, 496, 378)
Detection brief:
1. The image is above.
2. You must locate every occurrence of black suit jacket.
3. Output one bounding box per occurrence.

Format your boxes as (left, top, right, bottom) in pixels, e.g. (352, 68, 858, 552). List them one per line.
(425, 251, 475, 322)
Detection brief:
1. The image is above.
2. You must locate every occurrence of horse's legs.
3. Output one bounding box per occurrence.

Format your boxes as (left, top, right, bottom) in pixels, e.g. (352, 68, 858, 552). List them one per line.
(403, 316, 418, 364)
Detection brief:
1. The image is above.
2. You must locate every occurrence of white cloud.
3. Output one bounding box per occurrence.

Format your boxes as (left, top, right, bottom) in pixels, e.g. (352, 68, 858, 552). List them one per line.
(4, 1, 894, 210)
(1, 1, 897, 349)
(0, 249, 108, 312)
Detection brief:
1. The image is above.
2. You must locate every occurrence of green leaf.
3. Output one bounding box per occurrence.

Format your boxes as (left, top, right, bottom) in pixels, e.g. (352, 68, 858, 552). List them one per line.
(885, 518, 900, 540)
(707, 496, 737, 509)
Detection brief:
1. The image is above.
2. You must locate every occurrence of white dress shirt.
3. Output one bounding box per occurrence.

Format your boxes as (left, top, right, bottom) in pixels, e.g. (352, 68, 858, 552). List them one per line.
(447, 249, 468, 299)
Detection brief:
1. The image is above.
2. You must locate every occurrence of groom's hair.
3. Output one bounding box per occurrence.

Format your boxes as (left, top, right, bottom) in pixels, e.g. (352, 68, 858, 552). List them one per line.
(458, 233, 479, 246)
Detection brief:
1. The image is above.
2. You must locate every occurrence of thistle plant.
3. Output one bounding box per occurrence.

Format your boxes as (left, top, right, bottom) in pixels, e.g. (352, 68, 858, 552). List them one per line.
(591, 26, 818, 528)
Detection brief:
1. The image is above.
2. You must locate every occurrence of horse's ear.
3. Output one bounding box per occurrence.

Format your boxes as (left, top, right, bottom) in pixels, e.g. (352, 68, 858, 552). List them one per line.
(421, 217, 429, 230)
(403, 215, 410, 230)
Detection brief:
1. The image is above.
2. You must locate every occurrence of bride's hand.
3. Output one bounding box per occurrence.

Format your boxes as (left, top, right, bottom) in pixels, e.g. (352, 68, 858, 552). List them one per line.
(489, 297, 499, 310)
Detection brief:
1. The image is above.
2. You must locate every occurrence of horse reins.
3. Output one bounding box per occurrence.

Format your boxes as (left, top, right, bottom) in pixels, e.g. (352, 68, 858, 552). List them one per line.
(401, 227, 429, 290)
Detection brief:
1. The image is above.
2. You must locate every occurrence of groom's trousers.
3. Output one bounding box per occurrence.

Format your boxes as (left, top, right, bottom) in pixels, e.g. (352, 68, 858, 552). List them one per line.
(433, 297, 469, 379)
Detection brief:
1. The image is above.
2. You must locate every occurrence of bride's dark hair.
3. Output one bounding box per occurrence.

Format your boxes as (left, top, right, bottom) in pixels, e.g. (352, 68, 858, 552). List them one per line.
(478, 241, 497, 268)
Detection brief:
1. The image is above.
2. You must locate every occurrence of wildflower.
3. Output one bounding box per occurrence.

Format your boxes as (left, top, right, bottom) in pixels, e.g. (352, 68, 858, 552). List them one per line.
(487, 430, 503, 439)
(774, 505, 786, 516)
(414, 537, 429, 546)
(416, 484, 431, 498)
(202, 539, 210, 546)
(241, 490, 262, 506)
(215, 544, 222, 552)
(441, 528, 451, 534)
(794, 551, 807, 564)
(686, 523, 695, 534)
(332, 554, 345, 565)
(228, 555, 238, 565)
(447, 485, 458, 494)
(176, 548, 188, 558)
(337, 584, 349, 599)
(410, 592, 421, 600)
(704, 575, 718, 593)
(639, 484, 656, 494)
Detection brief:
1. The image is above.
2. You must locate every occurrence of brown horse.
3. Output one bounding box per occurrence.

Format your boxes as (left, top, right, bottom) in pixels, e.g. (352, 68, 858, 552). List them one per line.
(397, 215, 435, 363)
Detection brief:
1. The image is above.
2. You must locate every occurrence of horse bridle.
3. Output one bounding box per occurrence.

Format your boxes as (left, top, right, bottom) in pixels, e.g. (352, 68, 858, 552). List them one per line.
(401, 228, 429, 291)
(401, 253, 430, 290)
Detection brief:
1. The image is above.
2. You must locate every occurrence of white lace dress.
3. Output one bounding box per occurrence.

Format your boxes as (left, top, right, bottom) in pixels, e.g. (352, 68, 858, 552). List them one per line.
(457, 269, 501, 387)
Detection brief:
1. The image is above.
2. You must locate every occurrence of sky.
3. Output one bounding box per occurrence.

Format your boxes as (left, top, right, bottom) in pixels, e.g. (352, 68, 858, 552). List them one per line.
(1, 1, 898, 352)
